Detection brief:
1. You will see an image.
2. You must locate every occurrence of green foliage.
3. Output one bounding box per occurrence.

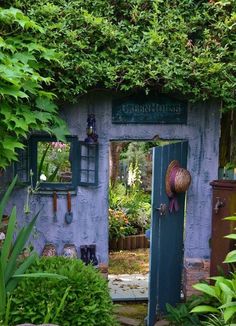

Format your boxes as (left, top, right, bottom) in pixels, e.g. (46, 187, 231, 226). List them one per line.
(6, 0, 236, 111)
(0, 6, 67, 169)
(224, 216, 236, 264)
(9, 257, 118, 326)
(165, 297, 202, 326)
(190, 216, 236, 324)
(109, 208, 136, 240)
(0, 176, 66, 324)
(109, 182, 151, 239)
(37, 142, 71, 182)
(202, 314, 229, 326)
(191, 276, 236, 324)
(166, 215, 236, 325)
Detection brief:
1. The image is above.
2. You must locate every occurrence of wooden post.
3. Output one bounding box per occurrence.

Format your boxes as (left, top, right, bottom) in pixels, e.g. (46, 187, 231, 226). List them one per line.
(231, 111, 236, 165)
(219, 112, 231, 168)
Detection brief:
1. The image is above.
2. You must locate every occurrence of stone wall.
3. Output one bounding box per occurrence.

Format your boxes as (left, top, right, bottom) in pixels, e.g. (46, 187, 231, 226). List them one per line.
(2, 92, 221, 273)
(183, 258, 210, 298)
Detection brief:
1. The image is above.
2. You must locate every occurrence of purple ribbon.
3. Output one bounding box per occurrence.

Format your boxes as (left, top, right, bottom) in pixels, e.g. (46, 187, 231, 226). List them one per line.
(169, 197, 179, 213)
(169, 166, 179, 213)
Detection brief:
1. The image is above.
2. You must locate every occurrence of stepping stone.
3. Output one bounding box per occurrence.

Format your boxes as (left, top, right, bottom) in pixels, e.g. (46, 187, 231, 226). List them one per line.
(117, 316, 141, 326)
(154, 320, 169, 326)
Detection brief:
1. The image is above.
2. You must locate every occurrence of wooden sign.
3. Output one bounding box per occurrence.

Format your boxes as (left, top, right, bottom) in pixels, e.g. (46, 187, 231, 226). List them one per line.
(112, 95, 187, 124)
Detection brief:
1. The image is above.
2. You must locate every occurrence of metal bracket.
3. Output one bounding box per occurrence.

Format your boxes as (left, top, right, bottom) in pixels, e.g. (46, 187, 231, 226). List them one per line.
(214, 197, 225, 214)
(156, 203, 167, 216)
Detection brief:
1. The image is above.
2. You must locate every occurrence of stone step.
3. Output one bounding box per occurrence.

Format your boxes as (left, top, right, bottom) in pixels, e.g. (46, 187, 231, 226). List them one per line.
(117, 316, 141, 326)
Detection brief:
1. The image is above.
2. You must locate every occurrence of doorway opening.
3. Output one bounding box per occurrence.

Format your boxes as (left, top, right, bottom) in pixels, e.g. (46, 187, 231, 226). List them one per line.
(108, 140, 162, 301)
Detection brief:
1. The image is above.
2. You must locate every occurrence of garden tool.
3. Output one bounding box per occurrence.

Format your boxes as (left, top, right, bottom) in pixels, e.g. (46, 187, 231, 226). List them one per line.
(53, 191, 58, 222)
(80, 245, 89, 265)
(88, 244, 98, 266)
(65, 191, 73, 224)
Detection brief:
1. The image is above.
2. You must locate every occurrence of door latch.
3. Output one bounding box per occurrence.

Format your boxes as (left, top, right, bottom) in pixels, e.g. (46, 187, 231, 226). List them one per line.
(156, 203, 167, 216)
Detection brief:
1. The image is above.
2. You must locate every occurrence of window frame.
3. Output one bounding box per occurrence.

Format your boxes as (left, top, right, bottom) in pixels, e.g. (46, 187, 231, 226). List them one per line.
(29, 135, 79, 191)
(78, 141, 99, 187)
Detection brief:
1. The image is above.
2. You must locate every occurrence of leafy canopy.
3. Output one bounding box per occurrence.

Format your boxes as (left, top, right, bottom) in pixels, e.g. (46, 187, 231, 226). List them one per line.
(7, 0, 236, 110)
(0, 6, 67, 169)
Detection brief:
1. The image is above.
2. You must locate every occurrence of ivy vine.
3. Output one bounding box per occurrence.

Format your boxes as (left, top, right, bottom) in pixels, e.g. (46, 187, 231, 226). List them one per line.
(6, 0, 235, 111)
(0, 7, 67, 169)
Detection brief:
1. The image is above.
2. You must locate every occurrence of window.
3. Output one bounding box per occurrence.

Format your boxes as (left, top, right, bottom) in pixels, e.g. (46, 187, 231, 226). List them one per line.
(79, 142, 99, 186)
(20, 135, 100, 191)
(29, 135, 79, 191)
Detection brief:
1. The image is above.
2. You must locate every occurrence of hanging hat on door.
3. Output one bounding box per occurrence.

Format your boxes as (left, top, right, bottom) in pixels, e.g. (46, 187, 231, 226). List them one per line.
(165, 160, 191, 213)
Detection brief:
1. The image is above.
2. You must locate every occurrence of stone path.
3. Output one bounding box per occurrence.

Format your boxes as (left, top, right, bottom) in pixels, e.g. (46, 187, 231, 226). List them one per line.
(108, 273, 148, 301)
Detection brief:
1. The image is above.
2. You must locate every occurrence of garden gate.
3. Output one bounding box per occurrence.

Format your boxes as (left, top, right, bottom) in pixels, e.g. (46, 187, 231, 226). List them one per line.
(148, 141, 188, 326)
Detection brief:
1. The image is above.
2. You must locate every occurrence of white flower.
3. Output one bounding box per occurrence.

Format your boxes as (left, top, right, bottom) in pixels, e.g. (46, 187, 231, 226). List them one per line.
(40, 174, 47, 182)
(0, 232, 5, 240)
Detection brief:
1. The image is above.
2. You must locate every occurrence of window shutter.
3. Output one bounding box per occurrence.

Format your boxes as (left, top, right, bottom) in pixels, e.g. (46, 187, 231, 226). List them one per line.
(78, 141, 99, 186)
(13, 145, 30, 185)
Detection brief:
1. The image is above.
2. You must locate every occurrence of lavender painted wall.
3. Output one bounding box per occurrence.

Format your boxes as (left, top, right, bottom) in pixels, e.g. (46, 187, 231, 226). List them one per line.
(4, 93, 221, 263)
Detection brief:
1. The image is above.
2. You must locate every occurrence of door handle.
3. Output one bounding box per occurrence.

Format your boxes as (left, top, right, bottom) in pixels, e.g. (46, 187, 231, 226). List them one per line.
(156, 203, 167, 216)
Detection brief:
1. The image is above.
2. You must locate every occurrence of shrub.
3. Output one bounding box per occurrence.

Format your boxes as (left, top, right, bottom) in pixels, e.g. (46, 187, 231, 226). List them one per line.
(109, 182, 151, 239)
(0, 176, 65, 325)
(165, 298, 201, 326)
(9, 257, 118, 326)
(109, 208, 136, 240)
(166, 216, 236, 325)
(190, 216, 236, 325)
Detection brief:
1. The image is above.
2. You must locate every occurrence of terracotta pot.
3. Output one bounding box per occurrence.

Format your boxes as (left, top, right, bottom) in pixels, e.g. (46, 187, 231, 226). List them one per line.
(42, 244, 57, 257)
(63, 244, 77, 258)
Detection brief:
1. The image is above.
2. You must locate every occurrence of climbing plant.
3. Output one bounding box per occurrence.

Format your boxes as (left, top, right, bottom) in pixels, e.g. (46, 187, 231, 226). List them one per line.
(0, 7, 67, 170)
(5, 0, 236, 111)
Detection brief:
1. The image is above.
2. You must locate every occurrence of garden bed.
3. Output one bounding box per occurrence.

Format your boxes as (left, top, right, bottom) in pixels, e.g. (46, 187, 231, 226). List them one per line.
(109, 234, 150, 251)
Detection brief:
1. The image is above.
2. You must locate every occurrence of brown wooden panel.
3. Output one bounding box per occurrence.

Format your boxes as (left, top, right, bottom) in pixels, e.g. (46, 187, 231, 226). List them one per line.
(210, 180, 236, 276)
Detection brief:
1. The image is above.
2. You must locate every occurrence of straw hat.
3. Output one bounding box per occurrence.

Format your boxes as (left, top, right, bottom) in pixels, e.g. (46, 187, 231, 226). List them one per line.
(165, 160, 191, 198)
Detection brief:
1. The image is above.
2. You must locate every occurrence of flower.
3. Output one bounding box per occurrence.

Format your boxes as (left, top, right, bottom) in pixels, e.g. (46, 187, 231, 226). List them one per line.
(51, 142, 66, 150)
(39, 174, 47, 182)
(0, 232, 5, 241)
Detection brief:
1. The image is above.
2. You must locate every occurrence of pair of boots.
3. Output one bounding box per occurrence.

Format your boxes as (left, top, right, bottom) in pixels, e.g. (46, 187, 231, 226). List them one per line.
(80, 244, 98, 266)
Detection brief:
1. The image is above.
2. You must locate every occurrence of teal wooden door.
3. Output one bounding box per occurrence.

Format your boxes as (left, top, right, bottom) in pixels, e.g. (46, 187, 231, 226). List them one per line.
(147, 141, 188, 326)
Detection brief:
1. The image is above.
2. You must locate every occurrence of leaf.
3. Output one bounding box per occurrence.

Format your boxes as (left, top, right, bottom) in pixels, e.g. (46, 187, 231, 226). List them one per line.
(6, 253, 38, 293)
(1, 207, 17, 271)
(0, 85, 28, 99)
(0, 260, 6, 318)
(48, 165, 60, 182)
(224, 234, 236, 240)
(220, 302, 236, 309)
(50, 123, 68, 142)
(38, 143, 50, 178)
(190, 305, 219, 314)
(224, 250, 236, 264)
(13, 52, 37, 64)
(224, 306, 236, 323)
(2, 137, 24, 151)
(224, 216, 236, 221)
(0, 175, 17, 225)
(40, 48, 61, 62)
(4, 212, 39, 284)
(13, 273, 67, 279)
(219, 282, 235, 298)
(192, 283, 219, 299)
(35, 97, 57, 113)
(51, 286, 71, 323)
